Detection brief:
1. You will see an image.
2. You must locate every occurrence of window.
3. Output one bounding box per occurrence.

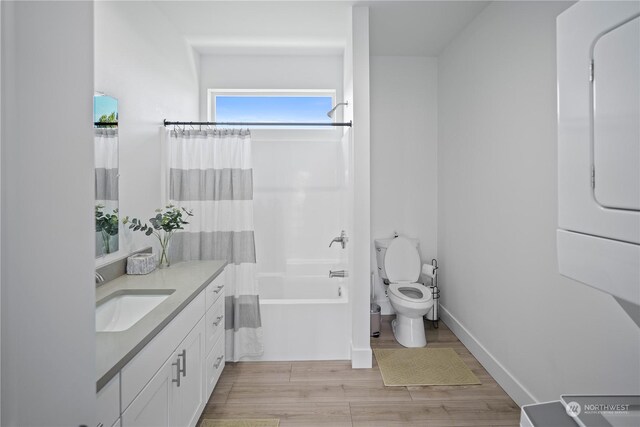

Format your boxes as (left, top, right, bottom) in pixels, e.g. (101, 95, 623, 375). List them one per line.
(208, 89, 336, 127)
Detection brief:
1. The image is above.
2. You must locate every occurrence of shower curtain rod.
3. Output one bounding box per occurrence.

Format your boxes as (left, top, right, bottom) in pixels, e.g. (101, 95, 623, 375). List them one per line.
(163, 119, 352, 127)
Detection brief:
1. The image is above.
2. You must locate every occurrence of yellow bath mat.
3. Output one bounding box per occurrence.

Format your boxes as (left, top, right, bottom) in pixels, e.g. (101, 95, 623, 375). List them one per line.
(200, 418, 280, 427)
(200, 420, 279, 427)
(374, 347, 480, 386)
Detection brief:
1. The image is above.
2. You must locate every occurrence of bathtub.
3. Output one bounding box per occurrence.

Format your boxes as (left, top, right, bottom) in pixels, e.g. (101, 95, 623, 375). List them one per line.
(250, 274, 350, 361)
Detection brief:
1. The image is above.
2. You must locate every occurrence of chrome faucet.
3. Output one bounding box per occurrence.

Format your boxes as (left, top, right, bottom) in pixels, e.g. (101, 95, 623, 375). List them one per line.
(329, 270, 348, 278)
(95, 272, 105, 284)
(329, 230, 349, 249)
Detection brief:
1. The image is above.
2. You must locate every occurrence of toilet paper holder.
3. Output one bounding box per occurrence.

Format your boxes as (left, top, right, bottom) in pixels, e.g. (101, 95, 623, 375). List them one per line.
(426, 259, 441, 329)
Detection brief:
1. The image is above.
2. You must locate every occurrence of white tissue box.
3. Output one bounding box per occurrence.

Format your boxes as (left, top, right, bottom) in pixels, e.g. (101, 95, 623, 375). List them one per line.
(126, 253, 157, 275)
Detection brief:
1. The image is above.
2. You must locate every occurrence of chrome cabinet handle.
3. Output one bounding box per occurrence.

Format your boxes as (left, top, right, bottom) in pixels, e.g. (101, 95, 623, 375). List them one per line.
(179, 349, 186, 377)
(213, 285, 224, 294)
(97, 423, 104, 427)
(212, 315, 224, 326)
(214, 356, 224, 369)
(172, 357, 181, 387)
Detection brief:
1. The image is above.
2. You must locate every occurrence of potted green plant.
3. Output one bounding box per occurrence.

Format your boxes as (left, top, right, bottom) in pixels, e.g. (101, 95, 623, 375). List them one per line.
(123, 205, 193, 268)
(95, 205, 119, 255)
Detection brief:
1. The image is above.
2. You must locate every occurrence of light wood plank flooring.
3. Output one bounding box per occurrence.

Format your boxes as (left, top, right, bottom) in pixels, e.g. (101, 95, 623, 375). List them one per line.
(200, 315, 520, 426)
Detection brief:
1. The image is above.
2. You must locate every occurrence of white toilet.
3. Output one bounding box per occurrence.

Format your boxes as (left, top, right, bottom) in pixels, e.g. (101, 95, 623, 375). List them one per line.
(375, 236, 434, 347)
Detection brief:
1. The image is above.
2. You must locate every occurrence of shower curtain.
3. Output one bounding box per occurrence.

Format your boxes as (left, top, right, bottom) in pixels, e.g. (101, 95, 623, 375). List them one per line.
(95, 128, 119, 254)
(167, 128, 263, 361)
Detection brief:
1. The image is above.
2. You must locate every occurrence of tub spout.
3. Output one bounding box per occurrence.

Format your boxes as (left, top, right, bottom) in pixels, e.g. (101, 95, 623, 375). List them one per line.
(329, 270, 348, 278)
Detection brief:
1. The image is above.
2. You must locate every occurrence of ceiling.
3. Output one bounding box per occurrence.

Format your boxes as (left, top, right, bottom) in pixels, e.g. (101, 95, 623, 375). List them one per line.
(153, 1, 490, 57)
(367, 1, 489, 56)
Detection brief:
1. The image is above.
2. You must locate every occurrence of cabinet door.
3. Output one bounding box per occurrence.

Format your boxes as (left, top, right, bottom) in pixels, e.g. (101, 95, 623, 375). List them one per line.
(122, 354, 179, 427)
(174, 317, 206, 427)
(97, 374, 120, 427)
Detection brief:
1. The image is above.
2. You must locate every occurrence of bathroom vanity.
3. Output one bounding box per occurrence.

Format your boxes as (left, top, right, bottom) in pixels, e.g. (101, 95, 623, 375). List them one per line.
(95, 260, 227, 427)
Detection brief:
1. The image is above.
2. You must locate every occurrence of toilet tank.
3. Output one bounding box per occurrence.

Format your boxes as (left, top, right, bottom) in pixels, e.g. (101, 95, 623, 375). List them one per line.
(374, 236, 420, 282)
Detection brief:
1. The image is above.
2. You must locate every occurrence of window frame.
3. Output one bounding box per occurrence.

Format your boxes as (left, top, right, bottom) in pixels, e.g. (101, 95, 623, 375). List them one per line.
(207, 89, 338, 128)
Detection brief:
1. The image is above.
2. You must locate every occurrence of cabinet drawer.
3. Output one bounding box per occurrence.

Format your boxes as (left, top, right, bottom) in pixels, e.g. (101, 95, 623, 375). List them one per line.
(205, 294, 225, 355)
(206, 336, 225, 398)
(206, 270, 225, 309)
(121, 291, 205, 411)
(97, 374, 120, 427)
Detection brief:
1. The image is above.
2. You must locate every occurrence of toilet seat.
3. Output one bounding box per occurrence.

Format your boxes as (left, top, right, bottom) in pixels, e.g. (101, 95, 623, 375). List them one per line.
(388, 282, 433, 304)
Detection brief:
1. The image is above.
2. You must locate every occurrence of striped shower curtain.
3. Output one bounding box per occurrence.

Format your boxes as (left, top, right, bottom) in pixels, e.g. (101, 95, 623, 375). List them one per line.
(167, 128, 263, 361)
(95, 128, 119, 255)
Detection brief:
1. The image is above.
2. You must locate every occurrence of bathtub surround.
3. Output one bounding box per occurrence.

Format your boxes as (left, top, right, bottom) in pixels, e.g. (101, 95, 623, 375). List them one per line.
(168, 129, 263, 361)
(437, 0, 640, 405)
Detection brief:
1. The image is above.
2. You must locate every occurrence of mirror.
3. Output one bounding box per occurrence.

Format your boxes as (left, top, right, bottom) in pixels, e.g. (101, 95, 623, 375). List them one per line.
(94, 93, 119, 257)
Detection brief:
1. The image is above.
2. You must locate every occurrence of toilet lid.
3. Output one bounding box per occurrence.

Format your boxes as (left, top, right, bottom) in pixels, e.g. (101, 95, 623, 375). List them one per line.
(384, 236, 421, 282)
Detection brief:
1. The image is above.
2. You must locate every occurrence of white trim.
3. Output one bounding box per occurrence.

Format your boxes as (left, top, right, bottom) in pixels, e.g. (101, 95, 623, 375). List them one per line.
(159, 126, 169, 206)
(440, 304, 537, 406)
(206, 88, 337, 124)
(0, 2, 3, 420)
(350, 342, 372, 368)
(350, 5, 372, 371)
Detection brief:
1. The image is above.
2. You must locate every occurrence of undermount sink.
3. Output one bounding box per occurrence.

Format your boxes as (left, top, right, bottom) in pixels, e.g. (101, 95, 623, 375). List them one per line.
(96, 290, 175, 332)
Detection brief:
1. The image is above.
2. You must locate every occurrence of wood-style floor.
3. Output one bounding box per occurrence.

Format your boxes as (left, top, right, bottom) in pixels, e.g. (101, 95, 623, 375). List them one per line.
(199, 315, 521, 426)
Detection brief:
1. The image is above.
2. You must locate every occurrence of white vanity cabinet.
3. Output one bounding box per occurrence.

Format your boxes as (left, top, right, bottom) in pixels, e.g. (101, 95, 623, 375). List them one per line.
(96, 374, 120, 427)
(122, 317, 205, 427)
(175, 316, 206, 427)
(204, 280, 226, 398)
(97, 267, 226, 427)
(121, 352, 175, 427)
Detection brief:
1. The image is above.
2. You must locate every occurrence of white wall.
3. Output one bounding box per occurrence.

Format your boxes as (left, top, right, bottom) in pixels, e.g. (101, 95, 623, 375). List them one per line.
(370, 56, 438, 314)
(1, 2, 95, 425)
(438, 0, 640, 404)
(350, 6, 372, 368)
(94, 1, 200, 265)
(0, 2, 3, 421)
(198, 54, 343, 121)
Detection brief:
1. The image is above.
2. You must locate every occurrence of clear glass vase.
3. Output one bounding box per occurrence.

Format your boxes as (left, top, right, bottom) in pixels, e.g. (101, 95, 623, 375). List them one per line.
(158, 232, 173, 268)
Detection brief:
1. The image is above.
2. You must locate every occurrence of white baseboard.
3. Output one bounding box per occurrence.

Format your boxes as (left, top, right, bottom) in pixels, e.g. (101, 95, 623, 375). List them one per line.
(351, 343, 372, 368)
(440, 304, 537, 406)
